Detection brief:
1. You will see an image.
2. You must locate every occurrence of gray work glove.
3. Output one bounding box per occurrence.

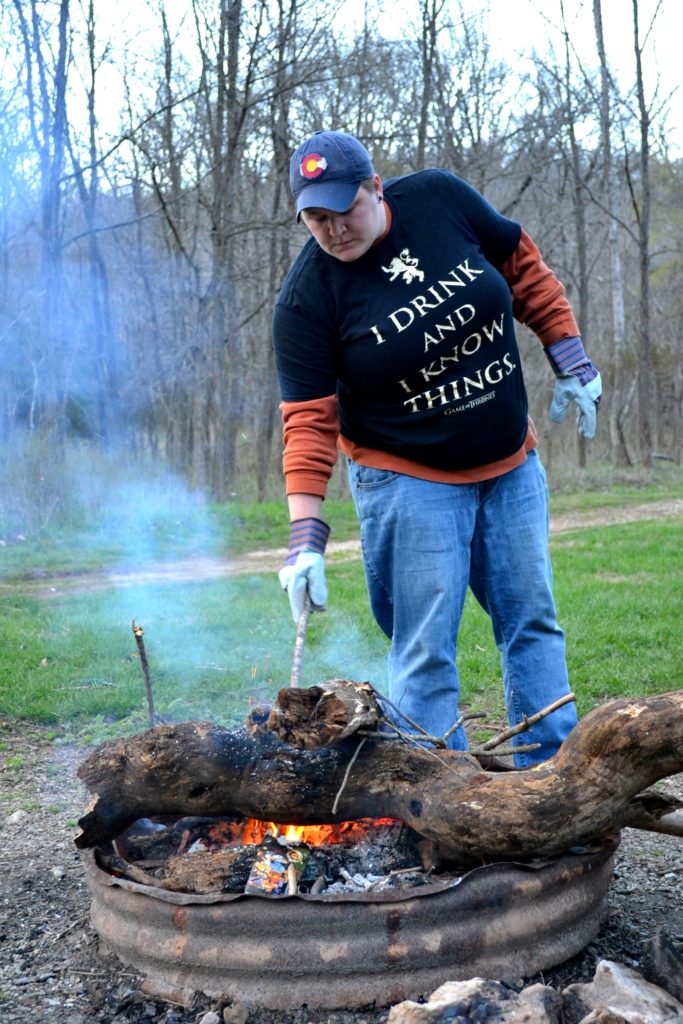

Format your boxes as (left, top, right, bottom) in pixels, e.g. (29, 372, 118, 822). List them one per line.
(549, 372, 602, 439)
(545, 336, 602, 440)
(278, 517, 330, 624)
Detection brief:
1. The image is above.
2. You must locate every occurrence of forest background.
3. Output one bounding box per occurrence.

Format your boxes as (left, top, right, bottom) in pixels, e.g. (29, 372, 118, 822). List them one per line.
(1, 0, 682, 537)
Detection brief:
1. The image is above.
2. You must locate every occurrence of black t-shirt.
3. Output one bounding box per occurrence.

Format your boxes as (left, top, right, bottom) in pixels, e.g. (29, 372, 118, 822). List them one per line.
(273, 169, 528, 470)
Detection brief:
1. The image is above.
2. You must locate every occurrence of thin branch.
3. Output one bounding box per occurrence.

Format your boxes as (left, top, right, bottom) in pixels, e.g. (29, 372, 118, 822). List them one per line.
(289, 594, 311, 688)
(331, 737, 366, 815)
(477, 693, 576, 752)
(131, 620, 156, 728)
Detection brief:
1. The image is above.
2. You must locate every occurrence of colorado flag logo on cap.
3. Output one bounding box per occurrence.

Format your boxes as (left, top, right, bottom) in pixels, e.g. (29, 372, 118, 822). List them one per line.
(300, 154, 327, 179)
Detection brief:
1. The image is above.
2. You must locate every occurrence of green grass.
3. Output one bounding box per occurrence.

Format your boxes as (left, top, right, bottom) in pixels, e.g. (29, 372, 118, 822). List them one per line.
(0, 499, 361, 580)
(0, 500, 681, 743)
(2, 454, 682, 579)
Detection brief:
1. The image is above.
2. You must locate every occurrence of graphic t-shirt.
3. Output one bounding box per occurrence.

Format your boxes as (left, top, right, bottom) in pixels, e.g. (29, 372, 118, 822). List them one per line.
(273, 169, 527, 471)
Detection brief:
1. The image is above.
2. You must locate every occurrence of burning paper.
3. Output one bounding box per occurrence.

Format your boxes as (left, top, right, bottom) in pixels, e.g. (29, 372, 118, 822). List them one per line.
(245, 833, 311, 896)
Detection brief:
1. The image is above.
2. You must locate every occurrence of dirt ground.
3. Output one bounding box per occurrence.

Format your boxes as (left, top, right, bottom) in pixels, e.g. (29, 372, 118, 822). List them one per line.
(1, 501, 682, 1022)
(1, 717, 681, 1024)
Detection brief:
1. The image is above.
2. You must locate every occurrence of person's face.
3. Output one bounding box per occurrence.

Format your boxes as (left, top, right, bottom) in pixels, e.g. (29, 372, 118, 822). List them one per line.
(300, 174, 385, 262)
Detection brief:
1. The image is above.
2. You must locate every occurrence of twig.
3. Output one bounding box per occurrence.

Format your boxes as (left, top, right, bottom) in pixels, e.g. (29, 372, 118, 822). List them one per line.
(473, 744, 540, 757)
(290, 594, 311, 688)
(374, 692, 433, 738)
(357, 729, 402, 740)
(69, 970, 112, 977)
(441, 712, 487, 745)
(477, 693, 576, 751)
(331, 737, 367, 814)
(375, 694, 487, 748)
(367, 865, 426, 889)
(131, 620, 156, 728)
(55, 915, 89, 941)
(381, 723, 472, 779)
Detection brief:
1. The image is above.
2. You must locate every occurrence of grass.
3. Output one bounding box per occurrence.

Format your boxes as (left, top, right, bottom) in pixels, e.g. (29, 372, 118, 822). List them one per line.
(0, 499, 361, 580)
(0, 489, 681, 743)
(1, 451, 682, 578)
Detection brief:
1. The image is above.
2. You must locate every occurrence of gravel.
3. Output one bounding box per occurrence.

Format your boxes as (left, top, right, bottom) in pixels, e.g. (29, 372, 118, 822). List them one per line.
(1, 718, 681, 1024)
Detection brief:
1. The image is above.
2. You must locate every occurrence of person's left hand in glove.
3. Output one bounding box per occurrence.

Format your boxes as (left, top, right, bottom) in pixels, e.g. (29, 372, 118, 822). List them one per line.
(278, 517, 330, 624)
(545, 336, 602, 439)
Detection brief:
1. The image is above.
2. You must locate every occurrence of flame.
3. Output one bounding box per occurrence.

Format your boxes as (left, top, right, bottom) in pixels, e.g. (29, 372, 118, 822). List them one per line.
(235, 817, 399, 847)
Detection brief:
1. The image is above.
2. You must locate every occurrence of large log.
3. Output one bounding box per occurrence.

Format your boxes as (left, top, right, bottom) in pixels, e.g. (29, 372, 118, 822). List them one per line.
(76, 689, 683, 864)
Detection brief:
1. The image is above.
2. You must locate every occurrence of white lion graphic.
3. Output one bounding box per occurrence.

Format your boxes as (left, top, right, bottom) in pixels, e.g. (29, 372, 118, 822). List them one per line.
(382, 248, 425, 284)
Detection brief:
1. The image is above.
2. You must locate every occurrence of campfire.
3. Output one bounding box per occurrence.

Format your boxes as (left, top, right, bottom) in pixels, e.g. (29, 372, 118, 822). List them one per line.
(100, 813, 435, 898)
(76, 682, 683, 1010)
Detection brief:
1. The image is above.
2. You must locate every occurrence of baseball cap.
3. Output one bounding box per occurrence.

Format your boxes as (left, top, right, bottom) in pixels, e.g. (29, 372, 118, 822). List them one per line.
(290, 130, 374, 219)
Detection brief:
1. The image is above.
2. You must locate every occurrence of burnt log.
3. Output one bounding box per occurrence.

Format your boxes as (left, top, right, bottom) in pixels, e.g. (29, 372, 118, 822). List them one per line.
(266, 679, 381, 748)
(76, 689, 683, 864)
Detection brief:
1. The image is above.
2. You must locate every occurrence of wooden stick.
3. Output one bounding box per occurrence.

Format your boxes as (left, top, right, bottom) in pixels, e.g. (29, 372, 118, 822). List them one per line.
(290, 595, 311, 687)
(331, 737, 367, 815)
(132, 620, 156, 728)
(478, 693, 576, 751)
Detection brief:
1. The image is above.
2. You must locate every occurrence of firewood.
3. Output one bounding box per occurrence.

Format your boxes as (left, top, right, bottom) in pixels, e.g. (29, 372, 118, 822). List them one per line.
(162, 846, 254, 893)
(75, 688, 683, 866)
(101, 843, 256, 894)
(267, 679, 380, 748)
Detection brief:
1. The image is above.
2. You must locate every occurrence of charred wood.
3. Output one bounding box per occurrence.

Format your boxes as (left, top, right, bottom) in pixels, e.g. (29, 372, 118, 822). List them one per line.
(267, 679, 381, 748)
(76, 689, 683, 865)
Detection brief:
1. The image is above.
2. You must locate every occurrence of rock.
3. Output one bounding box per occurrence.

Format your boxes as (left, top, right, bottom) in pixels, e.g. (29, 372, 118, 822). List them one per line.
(642, 930, 683, 1003)
(197, 1013, 221, 1024)
(6, 809, 29, 825)
(564, 959, 683, 1023)
(222, 1004, 249, 1024)
(386, 977, 563, 1022)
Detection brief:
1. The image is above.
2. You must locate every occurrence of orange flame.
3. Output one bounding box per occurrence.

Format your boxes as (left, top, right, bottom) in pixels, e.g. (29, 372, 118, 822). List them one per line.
(235, 817, 399, 847)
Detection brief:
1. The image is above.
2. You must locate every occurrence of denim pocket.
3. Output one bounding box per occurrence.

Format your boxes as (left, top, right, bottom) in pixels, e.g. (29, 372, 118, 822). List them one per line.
(349, 462, 400, 489)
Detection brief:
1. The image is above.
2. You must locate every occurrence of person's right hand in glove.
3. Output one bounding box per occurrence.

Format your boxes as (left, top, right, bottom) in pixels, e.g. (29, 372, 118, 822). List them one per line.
(278, 517, 330, 624)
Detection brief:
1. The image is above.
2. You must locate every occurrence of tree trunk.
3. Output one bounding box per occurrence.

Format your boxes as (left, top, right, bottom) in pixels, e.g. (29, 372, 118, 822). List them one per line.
(559, 0, 591, 471)
(76, 689, 683, 865)
(593, 0, 630, 468)
(632, 0, 653, 467)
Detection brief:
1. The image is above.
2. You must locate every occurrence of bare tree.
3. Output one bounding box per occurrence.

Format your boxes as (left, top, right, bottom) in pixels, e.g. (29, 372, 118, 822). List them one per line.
(65, 0, 121, 445)
(415, 0, 447, 167)
(593, 0, 630, 466)
(12, 0, 71, 439)
(629, 0, 656, 467)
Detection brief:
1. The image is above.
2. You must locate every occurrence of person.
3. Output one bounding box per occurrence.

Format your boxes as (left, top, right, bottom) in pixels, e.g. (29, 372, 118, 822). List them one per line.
(273, 129, 601, 766)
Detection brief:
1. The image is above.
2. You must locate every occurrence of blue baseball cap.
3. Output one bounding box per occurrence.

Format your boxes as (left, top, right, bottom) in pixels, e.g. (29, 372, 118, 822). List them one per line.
(290, 131, 374, 220)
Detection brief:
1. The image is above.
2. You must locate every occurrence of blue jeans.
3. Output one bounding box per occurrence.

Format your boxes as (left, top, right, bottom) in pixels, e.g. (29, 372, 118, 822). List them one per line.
(347, 451, 577, 766)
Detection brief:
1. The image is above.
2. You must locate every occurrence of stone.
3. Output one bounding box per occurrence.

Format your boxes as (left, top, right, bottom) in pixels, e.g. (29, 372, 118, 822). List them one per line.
(642, 930, 683, 1003)
(386, 977, 563, 1023)
(222, 1004, 249, 1024)
(6, 810, 29, 825)
(197, 1013, 221, 1024)
(564, 960, 683, 1023)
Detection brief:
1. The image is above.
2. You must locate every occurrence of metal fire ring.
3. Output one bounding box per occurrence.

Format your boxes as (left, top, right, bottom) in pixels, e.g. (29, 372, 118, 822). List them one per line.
(82, 833, 620, 1010)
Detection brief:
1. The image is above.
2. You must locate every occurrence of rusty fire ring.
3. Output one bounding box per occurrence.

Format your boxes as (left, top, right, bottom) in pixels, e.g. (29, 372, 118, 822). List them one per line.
(82, 832, 620, 1011)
